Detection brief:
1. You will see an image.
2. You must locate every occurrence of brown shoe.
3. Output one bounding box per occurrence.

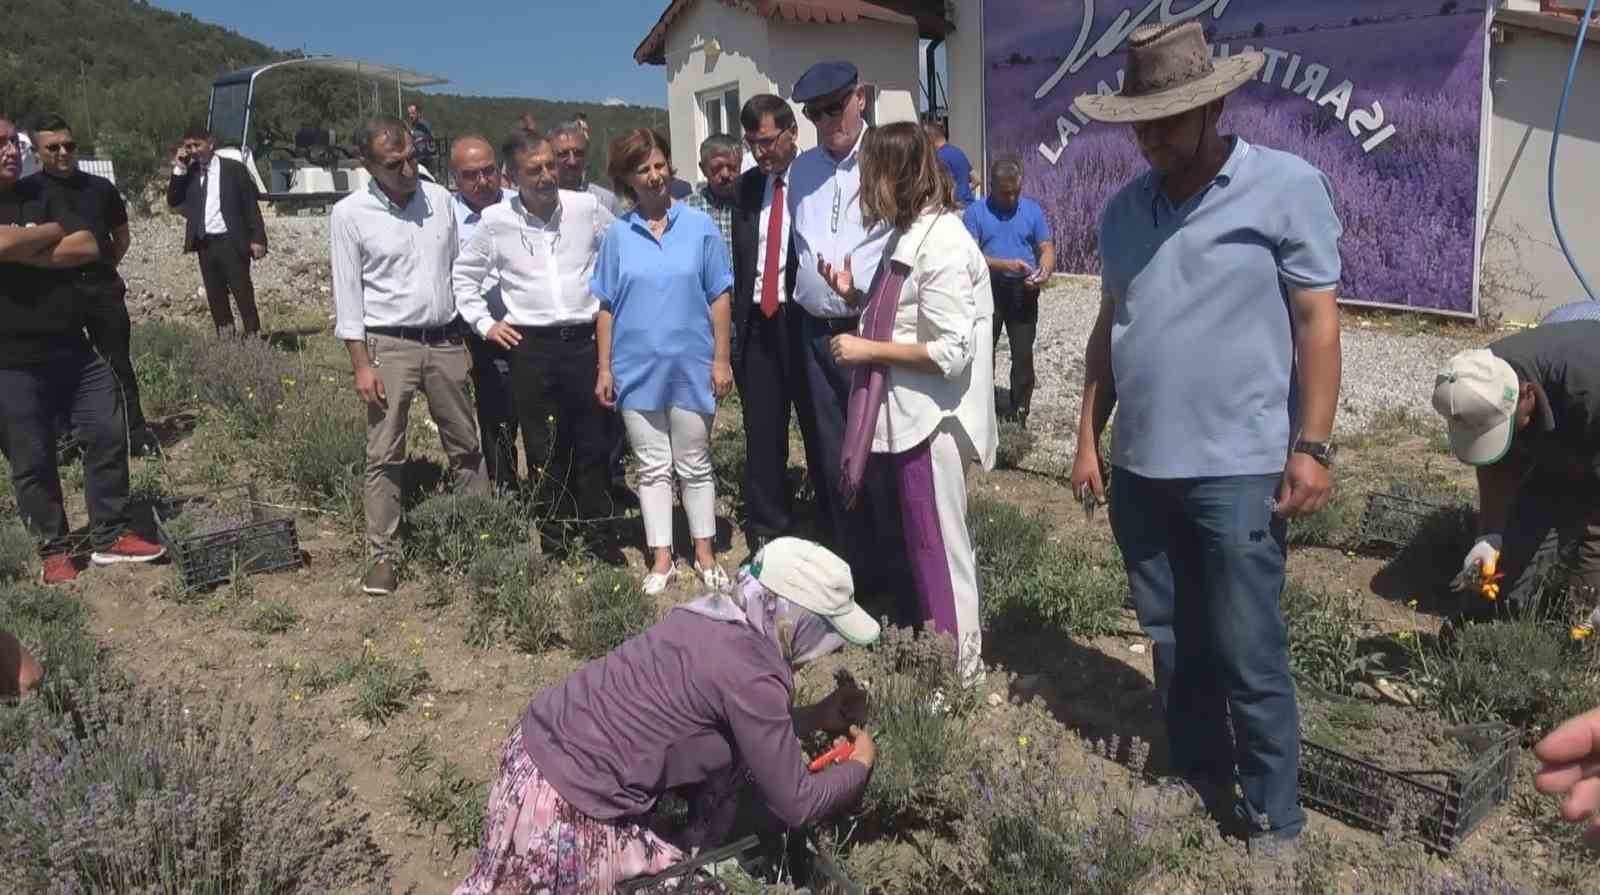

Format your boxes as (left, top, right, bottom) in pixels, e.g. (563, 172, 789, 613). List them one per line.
(362, 559, 398, 596)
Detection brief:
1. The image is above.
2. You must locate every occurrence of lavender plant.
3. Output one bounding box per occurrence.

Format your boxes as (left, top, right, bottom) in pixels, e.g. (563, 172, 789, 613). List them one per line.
(405, 492, 530, 576)
(466, 545, 560, 653)
(0, 685, 391, 892)
(565, 565, 654, 660)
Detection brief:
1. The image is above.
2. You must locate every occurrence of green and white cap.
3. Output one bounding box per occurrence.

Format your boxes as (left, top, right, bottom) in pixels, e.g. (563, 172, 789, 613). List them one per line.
(749, 538, 880, 646)
(1432, 348, 1520, 466)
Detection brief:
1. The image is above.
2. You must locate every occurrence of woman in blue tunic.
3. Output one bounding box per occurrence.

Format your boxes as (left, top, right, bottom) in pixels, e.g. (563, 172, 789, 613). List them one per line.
(592, 128, 735, 595)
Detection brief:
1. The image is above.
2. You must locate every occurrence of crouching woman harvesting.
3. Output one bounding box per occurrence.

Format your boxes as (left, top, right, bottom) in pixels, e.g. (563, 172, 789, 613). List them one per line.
(452, 537, 878, 894)
(818, 121, 997, 685)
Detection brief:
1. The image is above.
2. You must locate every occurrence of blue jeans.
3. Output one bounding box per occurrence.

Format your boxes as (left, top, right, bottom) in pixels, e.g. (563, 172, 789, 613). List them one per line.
(1109, 467, 1304, 838)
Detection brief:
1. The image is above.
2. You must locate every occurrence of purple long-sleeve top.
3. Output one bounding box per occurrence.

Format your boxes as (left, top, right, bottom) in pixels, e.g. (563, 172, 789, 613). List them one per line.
(519, 609, 869, 829)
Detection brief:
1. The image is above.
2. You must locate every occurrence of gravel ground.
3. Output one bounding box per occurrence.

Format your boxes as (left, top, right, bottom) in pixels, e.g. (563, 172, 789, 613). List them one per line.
(999, 275, 1485, 469)
(119, 213, 1487, 463)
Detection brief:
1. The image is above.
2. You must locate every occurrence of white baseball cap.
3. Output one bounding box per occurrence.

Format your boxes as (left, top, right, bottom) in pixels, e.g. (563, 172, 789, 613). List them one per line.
(1431, 348, 1521, 466)
(749, 538, 880, 646)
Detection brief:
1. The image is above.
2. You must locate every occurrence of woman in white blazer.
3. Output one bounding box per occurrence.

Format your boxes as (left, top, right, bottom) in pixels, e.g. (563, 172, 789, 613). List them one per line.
(815, 121, 997, 683)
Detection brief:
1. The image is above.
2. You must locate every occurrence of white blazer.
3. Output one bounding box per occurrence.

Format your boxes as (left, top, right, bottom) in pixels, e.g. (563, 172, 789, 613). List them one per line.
(869, 208, 997, 470)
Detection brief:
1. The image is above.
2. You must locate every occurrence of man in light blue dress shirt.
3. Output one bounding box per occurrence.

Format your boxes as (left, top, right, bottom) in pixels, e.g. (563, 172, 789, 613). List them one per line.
(786, 60, 910, 609)
(449, 135, 519, 492)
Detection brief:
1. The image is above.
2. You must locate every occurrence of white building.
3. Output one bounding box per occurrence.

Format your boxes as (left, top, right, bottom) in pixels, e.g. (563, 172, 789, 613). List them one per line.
(634, 0, 953, 183)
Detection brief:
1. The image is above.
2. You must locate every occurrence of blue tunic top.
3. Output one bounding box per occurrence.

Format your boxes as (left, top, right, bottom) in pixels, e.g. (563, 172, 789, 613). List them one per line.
(591, 203, 734, 416)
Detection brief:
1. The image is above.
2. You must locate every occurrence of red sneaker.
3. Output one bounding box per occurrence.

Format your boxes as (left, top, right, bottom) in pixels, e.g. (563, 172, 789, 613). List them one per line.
(90, 532, 166, 566)
(42, 553, 78, 585)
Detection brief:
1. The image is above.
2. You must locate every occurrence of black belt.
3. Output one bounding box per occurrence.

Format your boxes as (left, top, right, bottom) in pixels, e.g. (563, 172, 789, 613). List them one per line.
(367, 320, 464, 344)
(515, 322, 595, 342)
(819, 315, 860, 336)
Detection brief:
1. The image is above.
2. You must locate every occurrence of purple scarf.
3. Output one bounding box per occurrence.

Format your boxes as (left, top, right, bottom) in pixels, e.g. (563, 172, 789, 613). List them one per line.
(839, 254, 911, 509)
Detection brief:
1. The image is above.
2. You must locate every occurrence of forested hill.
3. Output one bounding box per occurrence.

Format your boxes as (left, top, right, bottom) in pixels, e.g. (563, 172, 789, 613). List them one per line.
(0, 0, 666, 205)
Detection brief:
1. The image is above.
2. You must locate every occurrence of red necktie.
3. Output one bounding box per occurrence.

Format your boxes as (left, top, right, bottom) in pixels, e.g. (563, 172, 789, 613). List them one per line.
(760, 176, 785, 319)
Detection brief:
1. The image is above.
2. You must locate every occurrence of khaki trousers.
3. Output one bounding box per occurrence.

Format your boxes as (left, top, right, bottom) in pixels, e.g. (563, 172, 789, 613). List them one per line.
(364, 333, 488, 558)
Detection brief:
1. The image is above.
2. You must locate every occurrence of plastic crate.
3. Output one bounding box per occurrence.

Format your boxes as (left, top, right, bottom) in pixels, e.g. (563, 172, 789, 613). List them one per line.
(1298, 722, 1518, 854)
(154, 484, 303, 589)
(1355, 491, 1474, 555)
(616, 832, 861, 894)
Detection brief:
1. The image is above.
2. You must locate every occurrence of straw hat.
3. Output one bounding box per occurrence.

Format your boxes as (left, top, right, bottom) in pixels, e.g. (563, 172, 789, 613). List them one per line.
(1074, 22, 1265, 124)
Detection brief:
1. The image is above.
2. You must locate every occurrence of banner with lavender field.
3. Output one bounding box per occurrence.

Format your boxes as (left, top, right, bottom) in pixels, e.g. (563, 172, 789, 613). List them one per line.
(983, 1, 1490, 316)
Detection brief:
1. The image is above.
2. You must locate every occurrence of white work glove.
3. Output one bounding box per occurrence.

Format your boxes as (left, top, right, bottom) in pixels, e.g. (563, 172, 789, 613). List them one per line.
(1463, 535, 1502, 574)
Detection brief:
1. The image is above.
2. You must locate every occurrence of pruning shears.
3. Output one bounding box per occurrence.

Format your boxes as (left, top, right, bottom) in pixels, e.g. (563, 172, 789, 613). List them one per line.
(1078, 483, 1099, 523)
(1450, 553, 1503, 601)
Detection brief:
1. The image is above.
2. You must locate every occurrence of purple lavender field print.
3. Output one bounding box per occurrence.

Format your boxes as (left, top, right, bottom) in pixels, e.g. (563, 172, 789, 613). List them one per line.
(983, 0, 1490, 315)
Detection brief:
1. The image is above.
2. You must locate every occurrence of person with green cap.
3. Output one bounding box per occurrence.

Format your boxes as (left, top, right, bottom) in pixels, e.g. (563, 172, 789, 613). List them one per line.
(1433, 320, 1600, 622)
(453, 537, 878, 894)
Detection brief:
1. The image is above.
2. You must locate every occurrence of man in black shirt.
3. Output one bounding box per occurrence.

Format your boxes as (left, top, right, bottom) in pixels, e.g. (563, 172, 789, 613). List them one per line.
(1433, 320, 1600, 621)
(25, 114, 159, 457)
(0, 115, 164, 584)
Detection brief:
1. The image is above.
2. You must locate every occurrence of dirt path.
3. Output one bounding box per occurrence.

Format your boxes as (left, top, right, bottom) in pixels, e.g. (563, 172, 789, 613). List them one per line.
(50, 407, 1567, 892)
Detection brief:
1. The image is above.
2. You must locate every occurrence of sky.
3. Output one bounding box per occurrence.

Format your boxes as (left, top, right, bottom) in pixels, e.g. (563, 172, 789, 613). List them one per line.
(157, 0, 675, 107)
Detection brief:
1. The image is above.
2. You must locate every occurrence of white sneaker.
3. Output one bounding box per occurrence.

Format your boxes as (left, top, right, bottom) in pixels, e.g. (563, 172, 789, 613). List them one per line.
(696, 563, 730, 591)
(642, 568, 673, 596)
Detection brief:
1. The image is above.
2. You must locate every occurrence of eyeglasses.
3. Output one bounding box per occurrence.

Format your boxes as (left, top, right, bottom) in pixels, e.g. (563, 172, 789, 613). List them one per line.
(0, 136, 19, 153)
(39, 141, 77, 154)
(556, 148, 585, 161)
(802, 98, 847, 123)
(456, 166, 499, 183)
(744, 131, 789, 153)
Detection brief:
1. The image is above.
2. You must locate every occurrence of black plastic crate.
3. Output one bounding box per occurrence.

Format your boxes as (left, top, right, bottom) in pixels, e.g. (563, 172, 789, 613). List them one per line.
(1299, 722, 1518, 854)
(616, 832, 860, 894)
(154, 484, 302, 589)
(1355, 491, 1475, 555)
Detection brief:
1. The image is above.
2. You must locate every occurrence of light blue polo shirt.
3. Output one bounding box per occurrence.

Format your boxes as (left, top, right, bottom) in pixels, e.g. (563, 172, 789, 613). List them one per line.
(1099, 137, 1343, 479)
(590, 203, 734, 416)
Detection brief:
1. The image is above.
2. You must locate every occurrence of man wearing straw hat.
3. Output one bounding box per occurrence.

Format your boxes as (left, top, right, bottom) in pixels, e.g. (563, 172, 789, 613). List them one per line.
(1069, 22, 1345, 863)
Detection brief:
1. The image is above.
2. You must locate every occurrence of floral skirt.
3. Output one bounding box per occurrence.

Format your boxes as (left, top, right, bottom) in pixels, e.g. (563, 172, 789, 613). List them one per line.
(453, 726, 686, 895)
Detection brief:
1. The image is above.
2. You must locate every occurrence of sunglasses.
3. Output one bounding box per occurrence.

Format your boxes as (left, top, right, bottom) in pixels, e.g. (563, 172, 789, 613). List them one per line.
(39, 141, 77, 154)
(802, 98, 848, 123)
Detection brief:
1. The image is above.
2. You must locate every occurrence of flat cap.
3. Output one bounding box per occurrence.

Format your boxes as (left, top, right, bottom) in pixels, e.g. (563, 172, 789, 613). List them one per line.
(793, 61, 859, 103)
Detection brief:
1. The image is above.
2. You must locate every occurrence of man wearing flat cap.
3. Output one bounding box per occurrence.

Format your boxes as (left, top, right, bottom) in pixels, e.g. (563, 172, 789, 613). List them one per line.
(1432, 323, 1600, 631)
(786, 60, 909, 605)
(1069, 22, 1344, 863)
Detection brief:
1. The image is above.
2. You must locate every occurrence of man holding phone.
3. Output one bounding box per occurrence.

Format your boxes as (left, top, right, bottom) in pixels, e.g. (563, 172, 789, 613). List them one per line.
(963, 155, 1054, 425)
(165, 126, 268, 338)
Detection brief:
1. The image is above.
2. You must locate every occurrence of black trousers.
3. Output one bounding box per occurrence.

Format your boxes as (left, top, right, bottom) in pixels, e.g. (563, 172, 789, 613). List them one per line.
(733, 304, 823, 542)
(992, 277, 1040, 419)
(196, 239, 260, 335)
(0, 350, 130, 555)
(467, 333, 520, 492)
(798, 307, 911, 596)
(82, 278, 146, 431)
(508, 327, 613, 525)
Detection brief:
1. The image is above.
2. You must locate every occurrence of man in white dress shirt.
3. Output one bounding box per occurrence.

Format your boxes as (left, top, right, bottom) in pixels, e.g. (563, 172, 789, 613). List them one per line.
(449, 135, 519, 493)
(454, 131, 616, 552)
(786, 60, 908, 603)
(331, 116, 489, 596)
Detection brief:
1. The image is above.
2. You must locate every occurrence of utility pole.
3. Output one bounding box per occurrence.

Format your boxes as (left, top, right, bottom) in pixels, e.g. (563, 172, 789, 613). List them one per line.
(79, 60, 93, 141)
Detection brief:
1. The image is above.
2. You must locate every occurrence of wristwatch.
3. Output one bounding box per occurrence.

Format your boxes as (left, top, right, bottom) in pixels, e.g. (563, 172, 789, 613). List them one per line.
(1294, 439, 1337, 467)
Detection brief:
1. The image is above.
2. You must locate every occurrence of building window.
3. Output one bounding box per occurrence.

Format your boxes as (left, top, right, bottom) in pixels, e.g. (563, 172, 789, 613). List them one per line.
(700, 85, 741, 140)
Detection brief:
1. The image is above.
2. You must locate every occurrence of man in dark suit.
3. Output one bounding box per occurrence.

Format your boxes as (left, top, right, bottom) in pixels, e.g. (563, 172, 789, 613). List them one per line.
(165, 126, 268, 338)
(729, 94, 823, 557)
